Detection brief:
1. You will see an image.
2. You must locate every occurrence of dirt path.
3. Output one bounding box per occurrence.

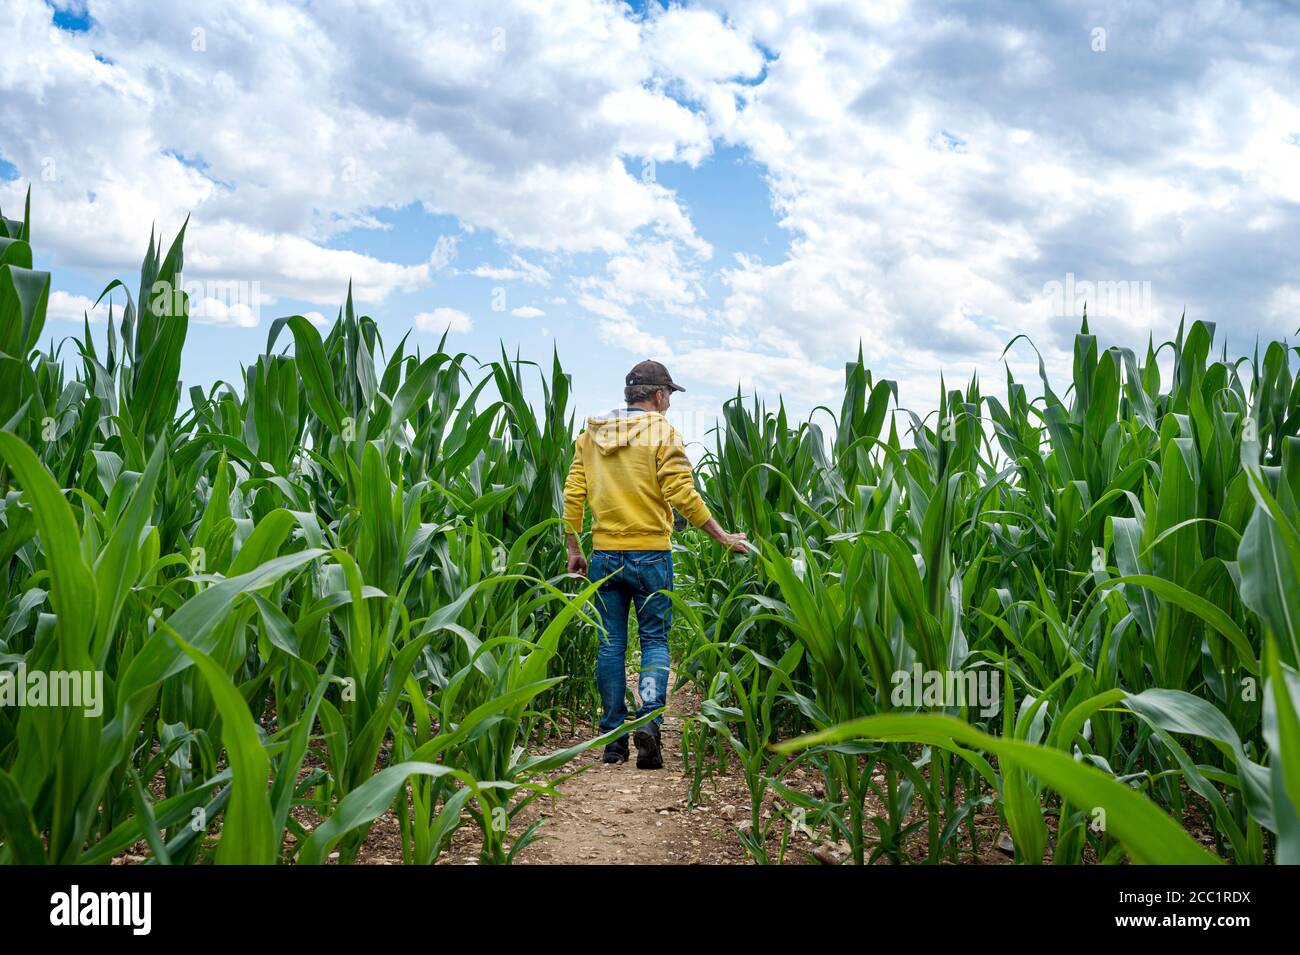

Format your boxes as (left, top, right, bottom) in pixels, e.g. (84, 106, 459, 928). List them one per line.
(370, 673, 833, 865)
(513, 685, 753, 865)
(350, 671, 1015, 866)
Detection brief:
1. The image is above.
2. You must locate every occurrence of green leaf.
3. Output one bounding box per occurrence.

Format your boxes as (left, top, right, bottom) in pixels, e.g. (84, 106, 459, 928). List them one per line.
(298, 762, 472, 865)
(773, 712, 1219, 864)
(160, 629, 275, 865)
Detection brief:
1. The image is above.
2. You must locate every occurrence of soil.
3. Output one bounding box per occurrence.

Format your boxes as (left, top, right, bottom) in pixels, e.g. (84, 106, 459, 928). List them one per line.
(501, 709, 747, 862)
(112, 672, 1221, 866)
(366, 674, 1009, 865)
(434, 675, 804, 864)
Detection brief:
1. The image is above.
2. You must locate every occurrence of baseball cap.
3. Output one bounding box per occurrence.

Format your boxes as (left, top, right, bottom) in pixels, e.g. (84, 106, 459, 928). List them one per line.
(626, 359, 685, 392)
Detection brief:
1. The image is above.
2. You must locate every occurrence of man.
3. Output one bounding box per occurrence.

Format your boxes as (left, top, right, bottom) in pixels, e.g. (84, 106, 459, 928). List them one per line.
(563, 359, 748, 769)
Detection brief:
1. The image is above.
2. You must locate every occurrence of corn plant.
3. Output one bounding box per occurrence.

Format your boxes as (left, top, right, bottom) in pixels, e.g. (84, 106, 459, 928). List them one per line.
(685, 315, 1300, 864)
(3, 188, 1298, 868)
(0, 194, 622, 865)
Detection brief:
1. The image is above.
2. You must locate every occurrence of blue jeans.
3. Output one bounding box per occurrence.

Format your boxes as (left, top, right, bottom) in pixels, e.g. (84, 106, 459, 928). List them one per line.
(590, 549, 672, 738)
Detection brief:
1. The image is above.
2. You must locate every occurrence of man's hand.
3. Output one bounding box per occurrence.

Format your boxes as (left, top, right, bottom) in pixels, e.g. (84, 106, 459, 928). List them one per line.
(721, 531, 748, 553)
(565, 533, 588, 577)
(567, 550, 589, 577)
(702, 518, 749, 554)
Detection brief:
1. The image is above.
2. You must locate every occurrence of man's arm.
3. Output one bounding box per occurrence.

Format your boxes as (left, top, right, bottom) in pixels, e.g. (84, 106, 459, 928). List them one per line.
(562, 440, 589, 576)
(697, 515, 748, 553)
(656, 434, 748, 553)
(565, 531, 588, 576)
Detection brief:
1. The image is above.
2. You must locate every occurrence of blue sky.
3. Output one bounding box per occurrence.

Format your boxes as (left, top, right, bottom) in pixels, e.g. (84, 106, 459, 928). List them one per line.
(19, 142, 786, 443)
(4, 0, 1300, 446)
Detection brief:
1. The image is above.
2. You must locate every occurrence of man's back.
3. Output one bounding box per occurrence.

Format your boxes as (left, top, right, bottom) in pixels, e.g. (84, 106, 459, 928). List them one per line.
(561, 362, 746, 770)
(563, 408, 712, 551)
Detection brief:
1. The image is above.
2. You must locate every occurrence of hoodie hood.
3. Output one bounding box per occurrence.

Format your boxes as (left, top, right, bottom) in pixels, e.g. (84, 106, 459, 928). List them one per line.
(586, 409, 667, 455)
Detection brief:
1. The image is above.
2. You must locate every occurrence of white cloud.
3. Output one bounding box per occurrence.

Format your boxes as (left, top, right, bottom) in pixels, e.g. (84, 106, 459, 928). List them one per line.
(597, 316, 671, 358)
(415, 307, 472, 334)
(0, 0, 720, 304)
(468, 254, 551, 286)
(597, 86, 711, 164)
(1262, 284, 1300, 338)
(673, 346, 842, 405)
(645, 5, 765, 93)
(575, 294, 636, 328)
(46, 289, 102, 324)
(686, 0, 1300, 405)
(11, 0, 1300, 417)
(429, 234, 459, 271)
(190, 296, 257, 327)
(511, 305, 545, 318)
(574, 239, 709, 338)
(576, 294, 672, 356)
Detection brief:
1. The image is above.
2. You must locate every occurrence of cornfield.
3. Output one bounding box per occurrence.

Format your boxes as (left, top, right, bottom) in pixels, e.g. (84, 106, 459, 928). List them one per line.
(0, 192, 1296, 865)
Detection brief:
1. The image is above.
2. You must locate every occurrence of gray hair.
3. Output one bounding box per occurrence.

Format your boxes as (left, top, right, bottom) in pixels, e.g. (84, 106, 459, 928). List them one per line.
(624, 383, 664, 405)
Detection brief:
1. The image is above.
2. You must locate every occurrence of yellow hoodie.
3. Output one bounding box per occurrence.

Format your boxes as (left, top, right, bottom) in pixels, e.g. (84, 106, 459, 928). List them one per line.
(563, 409, 711, 551)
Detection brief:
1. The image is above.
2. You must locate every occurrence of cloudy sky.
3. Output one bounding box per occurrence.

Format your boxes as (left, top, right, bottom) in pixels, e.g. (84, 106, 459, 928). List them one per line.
(3, 0, 1299, 443)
